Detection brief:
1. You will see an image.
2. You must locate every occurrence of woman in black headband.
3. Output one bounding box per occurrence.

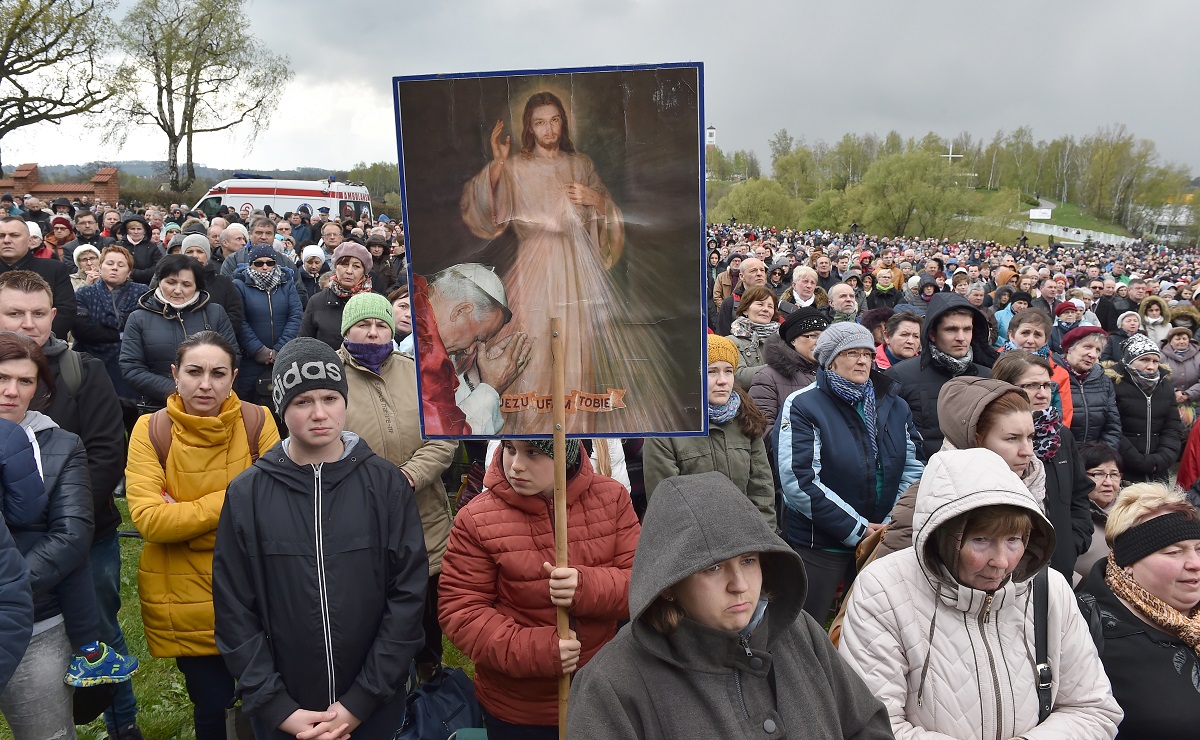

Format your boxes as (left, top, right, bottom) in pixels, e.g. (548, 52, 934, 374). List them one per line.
(1080, 482, 1200, 738)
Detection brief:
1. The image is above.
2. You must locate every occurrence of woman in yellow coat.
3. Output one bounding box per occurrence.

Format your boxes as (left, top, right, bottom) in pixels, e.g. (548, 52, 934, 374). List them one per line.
(125, 330, 280, 740)
(337, 292, 457, 681)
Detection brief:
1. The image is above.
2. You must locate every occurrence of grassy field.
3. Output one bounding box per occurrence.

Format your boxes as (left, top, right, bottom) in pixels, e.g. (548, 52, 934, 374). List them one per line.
(974, 189, 1131, 236)
(1041, 201, 1132, 236)
(0, 497, 475, 740)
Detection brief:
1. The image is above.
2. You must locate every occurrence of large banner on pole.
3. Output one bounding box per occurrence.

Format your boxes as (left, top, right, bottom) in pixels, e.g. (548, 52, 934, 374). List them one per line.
(393, 63, 707, 438)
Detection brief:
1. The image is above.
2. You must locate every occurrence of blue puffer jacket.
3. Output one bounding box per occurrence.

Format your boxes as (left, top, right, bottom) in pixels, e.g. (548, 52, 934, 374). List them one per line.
(0, 514, 32, 692)
(0, 418, 48, 533)
(232, 265, 303, 394)
(774, 369, 924, 552)
(73, 279, 150, 399)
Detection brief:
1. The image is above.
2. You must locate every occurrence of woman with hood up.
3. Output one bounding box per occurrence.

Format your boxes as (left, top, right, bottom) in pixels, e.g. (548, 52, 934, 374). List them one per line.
(1168, 302, 1200, 340)
(1138, 295, 1171, 347)
(766, 259, 790, 300)
(567, 472, 894, 740)
(991, 351, 1095, 578)
(1105, 333, 1183, 483)
(113, 214, 164, 285)
(876, 377, 1047, 562)
(839, 448, 1122, 739)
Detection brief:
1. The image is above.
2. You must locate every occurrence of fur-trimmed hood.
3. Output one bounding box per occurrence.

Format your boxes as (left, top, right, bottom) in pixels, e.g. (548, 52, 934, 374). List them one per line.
(1138, 295, 1170, 321)
(762, 334, 817, 377)
(1170, 303, 1200, 328)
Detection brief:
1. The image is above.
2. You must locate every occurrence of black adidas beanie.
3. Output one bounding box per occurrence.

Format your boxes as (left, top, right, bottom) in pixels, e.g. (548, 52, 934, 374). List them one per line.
(271, 337, 348, 415)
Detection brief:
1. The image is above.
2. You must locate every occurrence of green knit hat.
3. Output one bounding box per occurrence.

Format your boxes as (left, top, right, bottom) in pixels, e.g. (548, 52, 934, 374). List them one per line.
(340, 292, 396, 338)
(528, 439, 581, 468)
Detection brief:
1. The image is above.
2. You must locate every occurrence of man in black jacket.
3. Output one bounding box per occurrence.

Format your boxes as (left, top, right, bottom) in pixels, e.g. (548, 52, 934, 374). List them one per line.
(215, 338, 427, 740)
(0, 217, 74, 339)
(60, 210, 114, 270)
(0, 269, 142, 737)
(884, 292, 991, 461)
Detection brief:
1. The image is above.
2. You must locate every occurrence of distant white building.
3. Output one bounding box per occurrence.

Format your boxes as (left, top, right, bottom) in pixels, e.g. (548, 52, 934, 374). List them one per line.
(706, 125, 717, 150)
(1138, 195, 1194, 241)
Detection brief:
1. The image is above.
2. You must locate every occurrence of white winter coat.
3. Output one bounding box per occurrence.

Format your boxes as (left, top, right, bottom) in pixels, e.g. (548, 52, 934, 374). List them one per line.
(839, 448, 1121, 740)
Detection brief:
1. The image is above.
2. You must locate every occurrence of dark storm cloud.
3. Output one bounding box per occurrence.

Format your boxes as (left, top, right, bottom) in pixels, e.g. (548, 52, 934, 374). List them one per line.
(197, 0, 1200, 171)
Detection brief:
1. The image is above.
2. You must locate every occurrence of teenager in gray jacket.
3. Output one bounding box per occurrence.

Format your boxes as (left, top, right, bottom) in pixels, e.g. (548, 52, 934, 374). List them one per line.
(567, 472, 892, 740)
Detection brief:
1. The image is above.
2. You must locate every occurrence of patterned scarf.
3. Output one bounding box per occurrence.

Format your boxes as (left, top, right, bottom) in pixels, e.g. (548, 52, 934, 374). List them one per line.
(1126, 363, 1162, 394)
(1003, 338, 1050, 359)
(1106, 552, 1200, 657)
(246, 265, 284, 292)
(1032, 407, 1062, 461)
(930, 345, 973, 377)
(329, 274, 373, 299)
(826, 371, 877, 459)
(709, 387, 741, 425)
(731, 316, 780, 342)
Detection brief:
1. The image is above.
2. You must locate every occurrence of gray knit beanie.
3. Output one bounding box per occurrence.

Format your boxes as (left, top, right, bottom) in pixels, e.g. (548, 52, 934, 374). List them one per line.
(271, 337, 348, 415)
(814, 321, 875, 368)
(180, 233, 211, 259)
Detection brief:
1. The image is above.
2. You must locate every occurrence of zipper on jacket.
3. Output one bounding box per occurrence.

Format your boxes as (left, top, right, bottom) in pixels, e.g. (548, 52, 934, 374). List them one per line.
(735, 636, 753, 721)
(1144, 392, 1153, 456)
(977, 594, 1004, 740)
(312, 463, 336, 706)
(1075, 374, 1091, 442)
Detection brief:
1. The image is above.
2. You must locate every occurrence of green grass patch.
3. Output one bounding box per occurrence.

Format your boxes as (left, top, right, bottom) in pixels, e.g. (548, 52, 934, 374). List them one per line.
(1040, 201, 1132, 236)
(1, 497, 477, 739)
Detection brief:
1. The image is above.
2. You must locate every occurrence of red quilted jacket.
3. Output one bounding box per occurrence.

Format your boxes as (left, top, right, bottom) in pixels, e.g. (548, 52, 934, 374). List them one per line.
(438, 451, 640, 725)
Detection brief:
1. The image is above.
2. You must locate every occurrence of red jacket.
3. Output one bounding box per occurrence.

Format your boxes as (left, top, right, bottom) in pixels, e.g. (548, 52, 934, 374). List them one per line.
(439, 452, 639, 725)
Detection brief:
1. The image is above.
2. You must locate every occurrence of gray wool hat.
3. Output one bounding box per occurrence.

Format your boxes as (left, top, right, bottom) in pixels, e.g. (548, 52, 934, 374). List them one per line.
(180, 233, 210, 259)
(271, 337, 348, 416)
(813, 321, 875, 368)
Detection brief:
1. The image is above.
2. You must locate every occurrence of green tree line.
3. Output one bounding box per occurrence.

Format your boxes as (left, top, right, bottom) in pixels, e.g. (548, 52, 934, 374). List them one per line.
(707, 125, 1194, 240)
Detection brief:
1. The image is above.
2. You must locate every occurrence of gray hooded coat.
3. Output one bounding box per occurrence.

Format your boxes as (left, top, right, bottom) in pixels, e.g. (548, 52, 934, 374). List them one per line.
(566, 472, 892, 740)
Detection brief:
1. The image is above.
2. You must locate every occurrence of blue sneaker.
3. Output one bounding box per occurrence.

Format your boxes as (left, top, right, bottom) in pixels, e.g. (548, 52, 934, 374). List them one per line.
(65, 643, 139, 687)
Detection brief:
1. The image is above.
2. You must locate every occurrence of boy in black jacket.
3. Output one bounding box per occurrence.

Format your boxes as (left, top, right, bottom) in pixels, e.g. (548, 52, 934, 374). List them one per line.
(214, 337, 428, 740)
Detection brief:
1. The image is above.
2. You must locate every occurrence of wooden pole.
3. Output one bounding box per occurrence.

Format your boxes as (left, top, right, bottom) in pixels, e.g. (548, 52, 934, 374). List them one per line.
(550, 317, 570, 739)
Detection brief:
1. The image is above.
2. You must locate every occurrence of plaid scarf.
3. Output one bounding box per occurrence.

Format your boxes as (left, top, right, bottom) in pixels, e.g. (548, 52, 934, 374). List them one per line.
(825, 371, 877, 460)
(245, 266, 284, 293)
(1032, 407, 1062, 461)
(1106, 552, 1200, 657)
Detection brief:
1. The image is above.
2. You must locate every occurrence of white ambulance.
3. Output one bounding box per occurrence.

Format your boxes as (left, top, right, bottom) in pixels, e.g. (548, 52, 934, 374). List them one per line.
(192, 177, 373, 221)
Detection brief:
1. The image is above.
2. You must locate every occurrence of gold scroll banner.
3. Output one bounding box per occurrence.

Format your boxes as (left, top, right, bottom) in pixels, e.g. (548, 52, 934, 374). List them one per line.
(500, 389, 628, 415)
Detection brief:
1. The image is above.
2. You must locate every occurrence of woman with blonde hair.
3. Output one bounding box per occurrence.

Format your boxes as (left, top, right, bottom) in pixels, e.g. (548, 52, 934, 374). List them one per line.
(783, 265, 827, 310)
(1079, 482, 1200, 737)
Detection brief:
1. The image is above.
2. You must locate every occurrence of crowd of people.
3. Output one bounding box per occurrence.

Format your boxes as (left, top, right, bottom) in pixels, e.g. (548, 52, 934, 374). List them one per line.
(0, 191, 1196, 740)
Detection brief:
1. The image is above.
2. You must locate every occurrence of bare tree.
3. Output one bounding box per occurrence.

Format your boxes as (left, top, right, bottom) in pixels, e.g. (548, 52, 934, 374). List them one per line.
(107, 0, 292, 192)
(0, 0, 116, 174)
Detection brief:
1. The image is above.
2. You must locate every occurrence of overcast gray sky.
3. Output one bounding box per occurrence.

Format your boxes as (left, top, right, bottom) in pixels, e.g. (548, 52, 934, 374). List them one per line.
(7, 0, 1199, 176)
